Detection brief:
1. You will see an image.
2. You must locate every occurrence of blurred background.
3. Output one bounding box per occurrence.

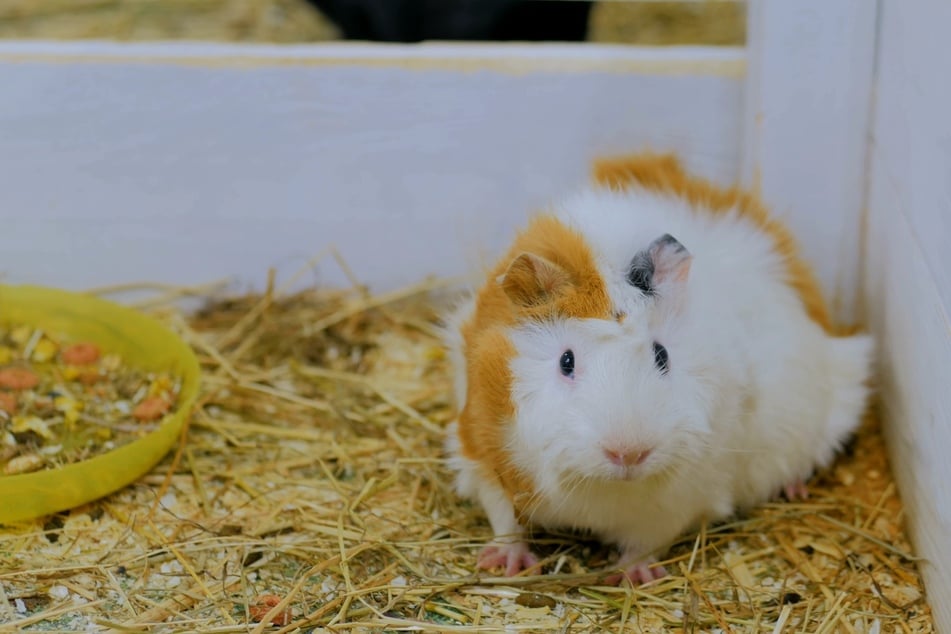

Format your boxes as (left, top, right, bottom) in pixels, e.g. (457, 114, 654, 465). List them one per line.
(0, 0, 745, 46)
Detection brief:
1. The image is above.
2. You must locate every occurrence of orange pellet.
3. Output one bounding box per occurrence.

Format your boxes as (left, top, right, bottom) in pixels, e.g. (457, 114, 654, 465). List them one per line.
(61, 342, 101, 365)
(249, 595, 291, 625)
(0, 367, 39, 390)
(132, 396, 171, 421)
(0, 392, 17, 415)
(79, 370, 104, 385)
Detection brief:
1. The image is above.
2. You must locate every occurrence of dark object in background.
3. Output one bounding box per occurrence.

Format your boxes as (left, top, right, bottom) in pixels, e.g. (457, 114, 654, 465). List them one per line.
(304, 0, 593, 43)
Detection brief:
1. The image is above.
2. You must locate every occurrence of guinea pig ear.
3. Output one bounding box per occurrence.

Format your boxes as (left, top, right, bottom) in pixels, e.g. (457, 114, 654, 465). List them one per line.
(627, 233, 692, 297)
(498, 251, 572, 307)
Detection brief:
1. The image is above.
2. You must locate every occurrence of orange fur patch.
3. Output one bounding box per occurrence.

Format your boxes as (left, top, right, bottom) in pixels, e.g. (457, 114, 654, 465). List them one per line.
(592, 151, 838, 335)
(456, 215, 613, 521)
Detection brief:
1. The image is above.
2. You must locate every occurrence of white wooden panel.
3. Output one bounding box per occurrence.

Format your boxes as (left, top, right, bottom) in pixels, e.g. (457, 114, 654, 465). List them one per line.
(741, 0, 878, 324)
(865, 198, 951, 632)
(0, 41, 743, 294)
(867, 1, 951, 315)
(865, 1, 951, 629)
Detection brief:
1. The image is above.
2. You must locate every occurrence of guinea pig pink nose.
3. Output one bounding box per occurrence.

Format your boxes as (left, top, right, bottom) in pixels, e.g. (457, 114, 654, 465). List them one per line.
(603, 446, 652, 467)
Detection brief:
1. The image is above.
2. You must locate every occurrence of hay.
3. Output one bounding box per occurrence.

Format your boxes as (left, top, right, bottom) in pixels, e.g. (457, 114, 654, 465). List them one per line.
(0, 0, 746, 46)
(0, 260, 936, 633)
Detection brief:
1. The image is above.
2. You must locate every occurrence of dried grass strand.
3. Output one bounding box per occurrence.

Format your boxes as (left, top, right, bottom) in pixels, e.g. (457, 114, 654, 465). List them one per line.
(0, 277, 934, 633)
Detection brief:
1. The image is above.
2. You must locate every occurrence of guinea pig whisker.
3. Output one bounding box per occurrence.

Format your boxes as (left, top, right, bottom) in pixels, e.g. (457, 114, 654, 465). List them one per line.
(524, 488, 555, 528)
(546, 482, 588, 525)
(536, 473, 588, 525)
(702, 445, 761, 454)
(702, 442, 770, 454)
(681, 432, 763, 456)
(519, 471, 566, 526)
(561, 473, 589, 502)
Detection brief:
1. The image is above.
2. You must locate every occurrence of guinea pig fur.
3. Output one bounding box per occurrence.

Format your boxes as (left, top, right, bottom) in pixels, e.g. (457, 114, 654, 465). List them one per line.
(442, 152, 875, 585)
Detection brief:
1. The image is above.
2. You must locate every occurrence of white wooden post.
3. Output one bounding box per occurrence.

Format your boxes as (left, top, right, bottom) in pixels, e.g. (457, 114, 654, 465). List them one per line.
(741, 0, 878, 325)
(864, 1, 951, 629)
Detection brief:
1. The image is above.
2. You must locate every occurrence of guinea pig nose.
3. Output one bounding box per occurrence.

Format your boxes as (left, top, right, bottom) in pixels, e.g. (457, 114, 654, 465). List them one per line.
(603, 446, 652, 467)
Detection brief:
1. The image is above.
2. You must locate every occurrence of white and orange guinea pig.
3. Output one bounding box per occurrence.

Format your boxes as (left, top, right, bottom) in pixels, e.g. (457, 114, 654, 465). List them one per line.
(442, 152, 875, 585)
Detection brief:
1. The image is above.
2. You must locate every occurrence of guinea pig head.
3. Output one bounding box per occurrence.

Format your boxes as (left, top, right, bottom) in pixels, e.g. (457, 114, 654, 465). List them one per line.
(501, 231, 711, 495)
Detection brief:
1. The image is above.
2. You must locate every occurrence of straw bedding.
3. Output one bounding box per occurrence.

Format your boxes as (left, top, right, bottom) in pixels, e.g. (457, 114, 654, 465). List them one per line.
(0, 264, 935, 633)
(0, 0, 745, 46)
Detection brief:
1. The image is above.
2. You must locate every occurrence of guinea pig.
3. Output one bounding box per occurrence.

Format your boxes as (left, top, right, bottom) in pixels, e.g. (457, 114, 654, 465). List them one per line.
(442, 152, 874, 585)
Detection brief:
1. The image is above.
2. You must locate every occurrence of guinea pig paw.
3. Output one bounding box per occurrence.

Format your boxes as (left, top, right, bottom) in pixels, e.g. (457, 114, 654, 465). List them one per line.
(477, 542, 540, 576)
(782, 479, 809, 501)
(604, 559, 668, 586)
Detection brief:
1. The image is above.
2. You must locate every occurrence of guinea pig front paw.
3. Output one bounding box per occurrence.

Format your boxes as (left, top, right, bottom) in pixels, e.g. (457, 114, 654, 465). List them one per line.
(604, 556, 668, 586)
(477, 541, 540, 576)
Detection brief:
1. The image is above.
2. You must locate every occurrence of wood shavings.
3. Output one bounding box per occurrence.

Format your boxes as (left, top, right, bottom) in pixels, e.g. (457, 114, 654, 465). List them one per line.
(0, 269, 936, 632)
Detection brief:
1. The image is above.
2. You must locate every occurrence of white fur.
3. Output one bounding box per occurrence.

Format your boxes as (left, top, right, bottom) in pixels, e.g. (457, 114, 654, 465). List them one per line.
(442, 293, 477, 410)
(444, 185, 875, 566)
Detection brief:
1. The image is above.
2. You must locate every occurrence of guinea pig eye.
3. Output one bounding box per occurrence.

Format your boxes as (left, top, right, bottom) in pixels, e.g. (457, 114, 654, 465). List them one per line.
(559, 349, 575, 377)
(653, 342, 669, 375)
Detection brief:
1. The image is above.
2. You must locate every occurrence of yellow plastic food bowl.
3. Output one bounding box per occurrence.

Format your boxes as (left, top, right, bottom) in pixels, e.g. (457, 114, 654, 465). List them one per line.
(0, 285, 201, 524)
